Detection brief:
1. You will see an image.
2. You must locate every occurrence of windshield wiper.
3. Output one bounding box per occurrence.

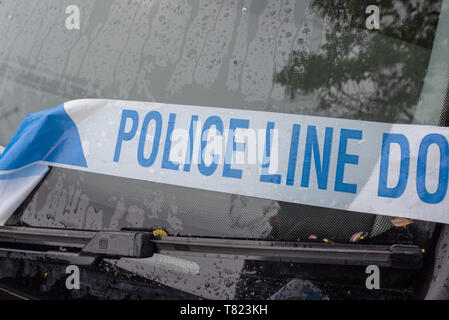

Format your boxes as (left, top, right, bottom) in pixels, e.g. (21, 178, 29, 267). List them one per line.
(0, 226, 422, 269)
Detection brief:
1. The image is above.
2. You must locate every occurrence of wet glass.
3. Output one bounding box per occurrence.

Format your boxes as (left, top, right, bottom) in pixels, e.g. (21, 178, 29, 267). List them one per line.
(0, 0, 446, 244)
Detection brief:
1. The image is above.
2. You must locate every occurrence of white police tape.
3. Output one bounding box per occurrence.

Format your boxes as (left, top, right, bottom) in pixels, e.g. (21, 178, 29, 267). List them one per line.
(1, 99, 449, 224)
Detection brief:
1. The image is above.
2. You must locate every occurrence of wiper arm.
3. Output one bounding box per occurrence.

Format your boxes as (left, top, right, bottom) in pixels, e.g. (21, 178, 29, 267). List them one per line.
(0, 226, 154, 266)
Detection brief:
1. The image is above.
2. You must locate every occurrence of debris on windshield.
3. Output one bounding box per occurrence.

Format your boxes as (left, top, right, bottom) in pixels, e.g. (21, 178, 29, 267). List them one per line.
(391, 218, 414, 228)
(308, 234, 318, 241)
(322, 238, 334, 244)
(152, 228, 169, 237)
(350, 232, 368, 243)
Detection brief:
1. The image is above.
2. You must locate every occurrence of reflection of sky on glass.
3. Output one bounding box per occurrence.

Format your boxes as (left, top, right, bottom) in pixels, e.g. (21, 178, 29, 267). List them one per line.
(0, 0, 443, 145)
(0, 0, 445, 249)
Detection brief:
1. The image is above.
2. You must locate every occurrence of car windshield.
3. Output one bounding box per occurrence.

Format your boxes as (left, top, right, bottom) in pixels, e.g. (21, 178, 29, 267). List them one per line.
(0, 0, 448, 243)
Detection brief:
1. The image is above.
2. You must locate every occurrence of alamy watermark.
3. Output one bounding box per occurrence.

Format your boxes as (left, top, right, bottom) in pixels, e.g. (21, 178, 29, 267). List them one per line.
(65, 5, 80, 30)
(65, 265, 80, 290)
(365, 5, 380, 30)
(365, 265, 380, 290)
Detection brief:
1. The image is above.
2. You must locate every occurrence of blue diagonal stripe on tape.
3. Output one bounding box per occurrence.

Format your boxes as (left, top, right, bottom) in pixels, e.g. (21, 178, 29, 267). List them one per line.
(0, 104, 87, 172)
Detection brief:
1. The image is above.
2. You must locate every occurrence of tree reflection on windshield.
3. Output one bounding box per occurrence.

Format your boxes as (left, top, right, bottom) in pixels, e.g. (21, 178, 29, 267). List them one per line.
(274, 0, 442, 123)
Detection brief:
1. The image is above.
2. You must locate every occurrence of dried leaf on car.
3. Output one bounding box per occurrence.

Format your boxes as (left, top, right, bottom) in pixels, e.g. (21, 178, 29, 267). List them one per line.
(350, 231, 368, 243)
(391, 217, 413, 228)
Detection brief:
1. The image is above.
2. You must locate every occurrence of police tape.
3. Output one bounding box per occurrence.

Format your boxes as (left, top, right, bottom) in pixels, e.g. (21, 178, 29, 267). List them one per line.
(0, 99, 448, 224)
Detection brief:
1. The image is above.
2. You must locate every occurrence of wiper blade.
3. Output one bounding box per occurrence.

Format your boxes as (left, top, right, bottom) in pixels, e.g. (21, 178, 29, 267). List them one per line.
(154, 236, 422, 269)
